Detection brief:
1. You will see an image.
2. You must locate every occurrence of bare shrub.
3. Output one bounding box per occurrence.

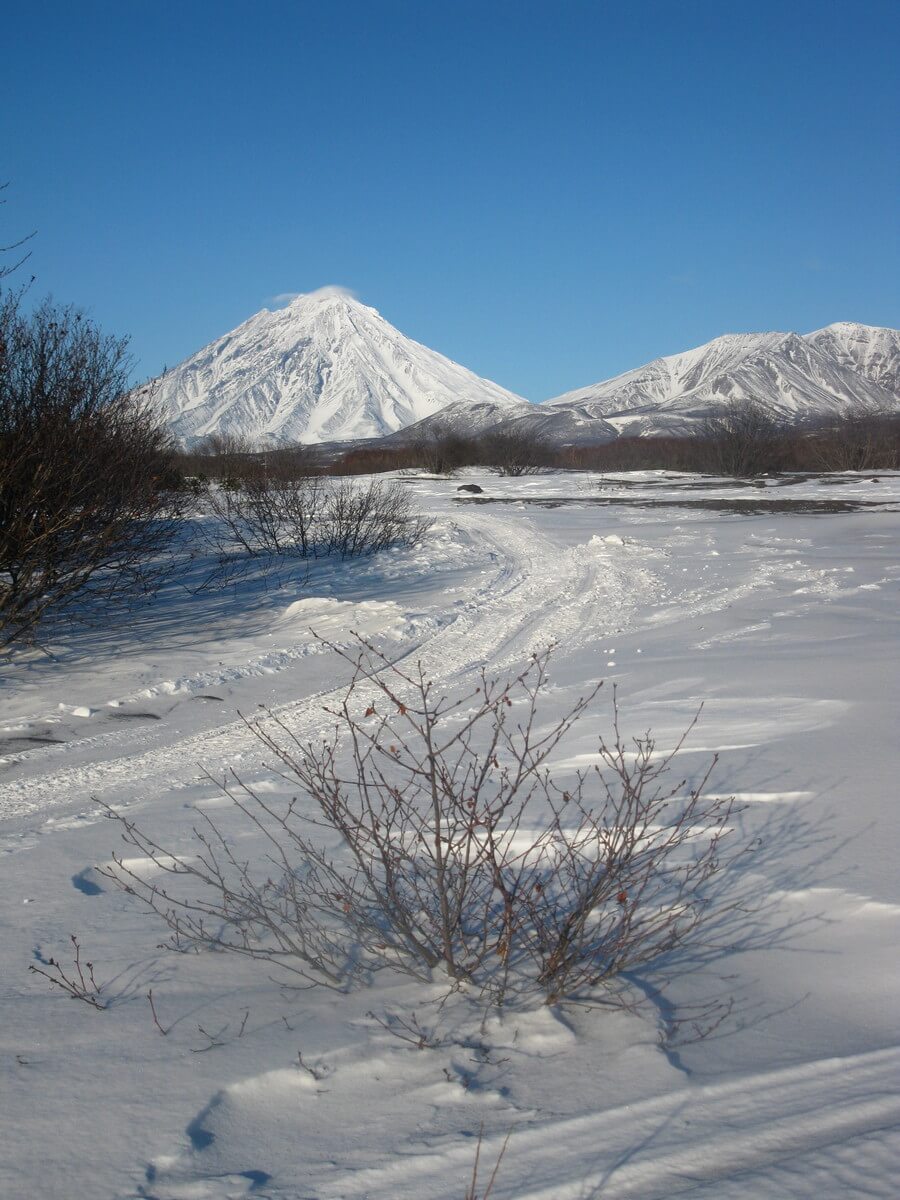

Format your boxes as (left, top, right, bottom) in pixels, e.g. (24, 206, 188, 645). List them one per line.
(412, 429, 480, 475)
(29, 935, 107, 1009)
(695, 399, 785, 476)
(480, 427, 550, 476)
(561, 434, 714, 473)
(190, 431, 257, 483)
(319, 479, 431, 557)
(807, 404, 900, 471)
(563, 414, 900, 476)
(179, 436, 321, 486)
(331, 444, 420, 475)
(99, 642, 742, 1010)
(195, 430, 256, 459)
(204, 475, 429, 560)
(204, 471, 325, 557)
(465, 1123, 512, 1200)
(263, 444, 319, 482)
(0, 293, 183, 647)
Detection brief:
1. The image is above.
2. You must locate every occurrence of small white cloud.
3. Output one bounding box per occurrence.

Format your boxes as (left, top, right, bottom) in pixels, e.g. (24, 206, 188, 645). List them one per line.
(270, 285, 358, 307)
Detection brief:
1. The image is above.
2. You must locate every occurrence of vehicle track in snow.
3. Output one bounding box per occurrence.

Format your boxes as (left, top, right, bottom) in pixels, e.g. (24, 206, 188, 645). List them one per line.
(0, 510, 660, 826)
(326, 1044, 900, 1200)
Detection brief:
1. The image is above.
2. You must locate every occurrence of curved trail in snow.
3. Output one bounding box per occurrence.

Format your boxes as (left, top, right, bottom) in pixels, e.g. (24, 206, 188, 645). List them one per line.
(0, 510, 661, 824)
(323, 1045, 900, 1200)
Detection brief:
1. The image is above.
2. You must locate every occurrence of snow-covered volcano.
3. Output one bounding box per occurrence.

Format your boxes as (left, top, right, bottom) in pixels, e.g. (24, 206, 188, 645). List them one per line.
(538, 323, 900, 441)
(154, 288, 526, 447)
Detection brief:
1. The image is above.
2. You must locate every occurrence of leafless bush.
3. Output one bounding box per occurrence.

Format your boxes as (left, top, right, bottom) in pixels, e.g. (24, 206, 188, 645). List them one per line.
(412, 429, 480, 474)
(319, 479, 431, 557)
(695, 399, 786, 476)
(263, 444, 320, 482)
(204, 475, 429, 559)
(331, 443, 420, 475)
(178, 436, 319, 485)
(564, 414, 900, 475)
(806, 404, 900, 471)
(174, 434, 251, 485)
(559, 435, 712, 473)
(204, 471, 325, 557)
(480, 427, 550, 476)
(29, 935, 107, 1009)
(99, 642, 742, 1010)
(195, 430, 256, 461)
(0, 293, 183, 647)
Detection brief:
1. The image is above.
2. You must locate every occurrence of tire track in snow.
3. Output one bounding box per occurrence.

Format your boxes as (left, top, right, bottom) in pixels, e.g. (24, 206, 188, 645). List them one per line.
(0, 511, 659, 825)
(328, 1044, 900, 1200)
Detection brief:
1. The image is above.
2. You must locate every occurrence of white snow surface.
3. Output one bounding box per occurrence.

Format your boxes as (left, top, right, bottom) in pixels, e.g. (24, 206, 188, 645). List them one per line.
(152, 290, 527, 447)
(2, 469, 900, 1198)
(539, 322, 900, 440)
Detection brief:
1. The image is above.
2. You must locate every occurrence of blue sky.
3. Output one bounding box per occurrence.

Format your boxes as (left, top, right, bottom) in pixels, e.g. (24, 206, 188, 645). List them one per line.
(3, 0, 898, 400)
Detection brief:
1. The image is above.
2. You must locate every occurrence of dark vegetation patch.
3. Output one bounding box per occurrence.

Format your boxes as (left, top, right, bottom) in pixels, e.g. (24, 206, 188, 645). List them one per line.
(454, 495, 896, 515)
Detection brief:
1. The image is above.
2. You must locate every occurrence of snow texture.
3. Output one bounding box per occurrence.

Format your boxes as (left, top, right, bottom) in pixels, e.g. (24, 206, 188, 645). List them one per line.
(151, 290, 528, 447)
(2, 469, 899, 1198)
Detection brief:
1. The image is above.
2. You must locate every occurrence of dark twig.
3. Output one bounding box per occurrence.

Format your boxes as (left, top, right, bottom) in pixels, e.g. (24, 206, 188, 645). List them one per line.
(465, 1123, 513, 1200)
(29, 935, 106, 1009)
(147, 988, 169, 1035)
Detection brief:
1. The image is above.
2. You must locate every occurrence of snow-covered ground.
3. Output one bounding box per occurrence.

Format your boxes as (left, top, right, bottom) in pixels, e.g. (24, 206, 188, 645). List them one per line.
(2, 470, 899, 1199)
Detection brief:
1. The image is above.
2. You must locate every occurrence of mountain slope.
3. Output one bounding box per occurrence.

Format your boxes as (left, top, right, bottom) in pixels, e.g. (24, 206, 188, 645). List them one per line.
(384, 396, 535, 445)
(805, 322, 900, 394)
(154, 289, 526, 447)
(538, 323, 899, 442)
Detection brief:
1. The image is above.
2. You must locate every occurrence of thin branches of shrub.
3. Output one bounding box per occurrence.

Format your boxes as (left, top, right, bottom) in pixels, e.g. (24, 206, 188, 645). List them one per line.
(203, 474, 430, 560)
(480, 427, 550, 476)
(99, 641, 743, 1009)
(322, 479, 431, 557)
(465, 1123, 512, 1200)
(29, 935, 107, 1009)
(696, 399, 786, 477)
(0, 294, 184, 646)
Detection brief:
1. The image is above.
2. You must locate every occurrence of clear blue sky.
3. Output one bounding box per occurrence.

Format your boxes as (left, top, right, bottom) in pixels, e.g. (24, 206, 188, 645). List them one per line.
(3, 0, 898, 400)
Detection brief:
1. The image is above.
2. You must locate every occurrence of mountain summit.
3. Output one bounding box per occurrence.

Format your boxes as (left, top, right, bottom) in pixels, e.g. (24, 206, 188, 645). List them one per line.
(154, 289, 526, 447)
(534, 322, 900, 441)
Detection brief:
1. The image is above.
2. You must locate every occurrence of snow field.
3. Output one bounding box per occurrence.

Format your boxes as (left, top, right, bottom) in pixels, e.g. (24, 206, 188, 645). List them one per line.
(1, 469, 899, 1198)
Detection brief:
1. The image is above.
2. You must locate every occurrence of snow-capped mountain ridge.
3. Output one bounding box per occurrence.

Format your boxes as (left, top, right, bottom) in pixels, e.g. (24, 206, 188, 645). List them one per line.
(156, 297, 899, 449)
(154, 290, 527, 447)
(546, 324, 898, 416)
(534, 321, 899, 441)
(804, 321, 900, 392)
